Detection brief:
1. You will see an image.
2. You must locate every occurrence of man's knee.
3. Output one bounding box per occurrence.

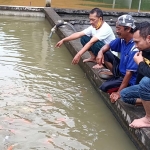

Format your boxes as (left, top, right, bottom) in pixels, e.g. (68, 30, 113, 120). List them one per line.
(99, 81, 118, 93)
(99, 84, 107, 92)
(93, 41, 104, 49)
(99, 80, 112, 92)
(139, 77, 150, 100)
(139, 77, 150, 85)
(103, 51, 111, 57)
(103, 51, 114, 62)
(139, 77, 150, 91)
(120, 88, 136, 104)
(120, 88, 127, 99)
(80, 35, 90, 46)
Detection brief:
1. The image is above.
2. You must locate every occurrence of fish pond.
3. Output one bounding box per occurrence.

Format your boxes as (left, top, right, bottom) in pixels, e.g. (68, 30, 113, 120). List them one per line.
(0, 16, 137, 150)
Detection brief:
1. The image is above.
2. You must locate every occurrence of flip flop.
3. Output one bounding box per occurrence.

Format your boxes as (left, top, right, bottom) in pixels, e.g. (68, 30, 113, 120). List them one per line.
(98, 68, 113, 80)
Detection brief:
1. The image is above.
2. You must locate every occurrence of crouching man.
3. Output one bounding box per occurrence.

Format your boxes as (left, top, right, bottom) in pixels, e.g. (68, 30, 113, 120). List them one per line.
(55, 8, 115, 68)
(96, 14, 138, 103)
(120, 21, 150, 128)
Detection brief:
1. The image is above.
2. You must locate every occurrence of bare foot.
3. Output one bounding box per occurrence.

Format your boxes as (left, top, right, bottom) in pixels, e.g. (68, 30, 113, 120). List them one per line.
(83, 57, 96, 63)
(92, 64, 104, 69)
(129, 116, 150, 128)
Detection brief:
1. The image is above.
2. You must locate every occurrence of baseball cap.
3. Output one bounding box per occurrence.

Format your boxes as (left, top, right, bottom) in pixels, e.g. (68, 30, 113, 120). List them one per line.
(117, 14, 136, 29)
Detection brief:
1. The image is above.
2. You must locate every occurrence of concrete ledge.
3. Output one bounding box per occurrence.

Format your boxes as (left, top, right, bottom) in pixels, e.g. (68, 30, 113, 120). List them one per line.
(54, 8, 150, 17)
(0, 10, 45, 17)
(0, 5, 44, 12)
(44, 7, 150, 150)
(0, 5, 45, 17)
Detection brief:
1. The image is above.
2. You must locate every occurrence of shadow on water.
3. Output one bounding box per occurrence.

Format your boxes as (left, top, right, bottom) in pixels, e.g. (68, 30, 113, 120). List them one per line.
(0, 16, 137, 150)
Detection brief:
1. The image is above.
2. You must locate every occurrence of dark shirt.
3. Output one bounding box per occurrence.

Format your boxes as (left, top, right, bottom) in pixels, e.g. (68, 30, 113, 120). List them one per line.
(136, 50, 150, 83)
(142, 49, 150, 60)
(138, 62, 150, 78)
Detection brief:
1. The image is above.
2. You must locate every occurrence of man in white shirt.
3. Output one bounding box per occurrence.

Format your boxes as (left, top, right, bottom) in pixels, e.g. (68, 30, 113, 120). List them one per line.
(55, 8, 115, 68)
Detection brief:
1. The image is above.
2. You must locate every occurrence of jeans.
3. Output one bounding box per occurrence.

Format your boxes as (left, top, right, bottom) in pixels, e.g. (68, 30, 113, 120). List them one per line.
(120, 77, 150, 105)
(80, 35, 105, 56)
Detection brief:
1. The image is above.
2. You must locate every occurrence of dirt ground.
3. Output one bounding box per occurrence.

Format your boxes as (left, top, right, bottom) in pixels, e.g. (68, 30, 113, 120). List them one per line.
(0, 0, 103, 10)
(0, 0, 45, 7)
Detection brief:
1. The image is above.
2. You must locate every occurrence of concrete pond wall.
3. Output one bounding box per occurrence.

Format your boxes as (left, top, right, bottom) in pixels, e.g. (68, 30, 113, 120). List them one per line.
(0, 5, 150, 150)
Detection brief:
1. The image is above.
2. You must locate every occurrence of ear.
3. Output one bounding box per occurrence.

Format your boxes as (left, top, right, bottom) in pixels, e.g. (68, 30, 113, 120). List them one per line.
(99, 17, 102, 21)
(147, 35, 150, 43)
(124, 27, 131, 32)
(128, 27, 131, 32)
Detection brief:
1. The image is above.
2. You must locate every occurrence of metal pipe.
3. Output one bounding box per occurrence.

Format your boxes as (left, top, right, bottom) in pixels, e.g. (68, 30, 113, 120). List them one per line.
(49, 21, 76, 39)
(64, 22, 76, 32)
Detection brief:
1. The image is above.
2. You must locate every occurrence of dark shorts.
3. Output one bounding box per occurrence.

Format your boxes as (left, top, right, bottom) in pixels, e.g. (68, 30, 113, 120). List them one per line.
(80, 35, 105, 56)
(99, 51, 128, 93)
(100, 76, 124, 93)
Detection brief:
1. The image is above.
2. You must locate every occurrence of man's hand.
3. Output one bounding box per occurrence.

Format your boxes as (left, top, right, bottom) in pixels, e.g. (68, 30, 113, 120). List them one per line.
(55, 39, 64, 48)
(96, 51, 104, 66)
(134, 51, 144, 64)
(72, 53, 81, 65)
(110, 92, 120, 103)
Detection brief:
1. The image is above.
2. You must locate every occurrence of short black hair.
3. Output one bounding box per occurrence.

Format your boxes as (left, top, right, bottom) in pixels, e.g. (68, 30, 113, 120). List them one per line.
(89, 8, 103, 20)
(124, 26, 134, 33)
(133, 21, 150, 39)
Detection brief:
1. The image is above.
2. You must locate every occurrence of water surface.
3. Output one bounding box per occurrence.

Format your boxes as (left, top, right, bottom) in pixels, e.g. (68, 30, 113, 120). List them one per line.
(0, 16, 137, 150)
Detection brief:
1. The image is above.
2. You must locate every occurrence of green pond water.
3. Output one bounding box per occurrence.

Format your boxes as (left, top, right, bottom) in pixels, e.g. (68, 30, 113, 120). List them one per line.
(0, 16, 137, 150)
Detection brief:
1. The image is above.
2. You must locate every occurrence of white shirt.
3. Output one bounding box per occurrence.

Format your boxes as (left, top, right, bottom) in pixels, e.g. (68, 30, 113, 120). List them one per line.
(83, 22, 118, 56)
(83, 22, 115, 44)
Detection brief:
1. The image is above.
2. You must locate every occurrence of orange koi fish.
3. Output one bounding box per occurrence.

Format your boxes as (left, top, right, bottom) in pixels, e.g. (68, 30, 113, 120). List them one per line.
(48, 93, 53, 102)
(7, 145, 13, 150)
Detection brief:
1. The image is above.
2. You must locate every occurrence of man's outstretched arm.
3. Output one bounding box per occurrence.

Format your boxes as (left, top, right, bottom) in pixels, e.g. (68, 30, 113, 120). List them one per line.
(72, 36, 99, 64)
(55, 32, 85, 48)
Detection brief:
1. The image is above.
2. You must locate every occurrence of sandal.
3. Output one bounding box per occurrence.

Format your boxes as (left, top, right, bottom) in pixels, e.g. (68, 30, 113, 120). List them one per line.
(98, 68, 113, 80)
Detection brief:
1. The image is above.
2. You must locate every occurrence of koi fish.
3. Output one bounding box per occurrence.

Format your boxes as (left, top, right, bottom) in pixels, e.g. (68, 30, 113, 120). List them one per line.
(4, 117, 14, 123)
(47, 138, 53, 143)
(7, 143, 18, 150)
(55, 118, 67, 123)
(9, 129, 16, 134)
(7, 145, 13, 150)
(48, 93, 53, 102)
